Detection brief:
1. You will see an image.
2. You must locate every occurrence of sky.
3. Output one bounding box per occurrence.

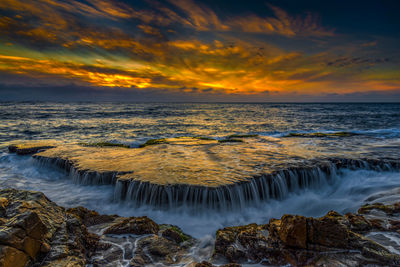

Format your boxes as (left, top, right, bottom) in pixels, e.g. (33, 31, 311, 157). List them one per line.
(0, 0, 399, 102)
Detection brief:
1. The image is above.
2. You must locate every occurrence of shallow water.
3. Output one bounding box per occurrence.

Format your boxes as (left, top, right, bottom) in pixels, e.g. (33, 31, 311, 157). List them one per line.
(1, 102, 400, 265)
(1, 102, 400, 146)
(1, 102, 400, 238)
(0, 151, 400, 238)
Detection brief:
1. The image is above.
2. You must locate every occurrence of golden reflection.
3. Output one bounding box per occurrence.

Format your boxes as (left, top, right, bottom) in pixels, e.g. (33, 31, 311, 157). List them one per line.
(21, 135, 361, 187)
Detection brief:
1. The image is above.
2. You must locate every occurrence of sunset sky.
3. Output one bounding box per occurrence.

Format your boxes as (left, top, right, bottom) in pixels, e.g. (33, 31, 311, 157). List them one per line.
(0, 0, 399, 101)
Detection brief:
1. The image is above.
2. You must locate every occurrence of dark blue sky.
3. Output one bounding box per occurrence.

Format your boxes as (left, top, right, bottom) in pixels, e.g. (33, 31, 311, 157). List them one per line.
(0, 0, 399, 101)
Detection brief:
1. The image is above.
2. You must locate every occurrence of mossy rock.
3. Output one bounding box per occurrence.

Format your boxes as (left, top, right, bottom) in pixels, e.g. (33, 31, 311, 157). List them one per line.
(139, 138, 169, 148)
(358, 202, 400, 215)
(286, 132, 357, 138)
(160, 225, 191, 243)
(218, 138, 244, 143)
(174, 136, 216, 141)
(194, 136, 216, 141)
(227, 134, 258, 138)
(78, 142, 130, 148)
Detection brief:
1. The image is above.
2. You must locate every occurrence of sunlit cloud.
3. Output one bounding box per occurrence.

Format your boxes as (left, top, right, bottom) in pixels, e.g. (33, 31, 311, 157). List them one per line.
(226, 5, 334, 37)
(0, 0, 398, 100)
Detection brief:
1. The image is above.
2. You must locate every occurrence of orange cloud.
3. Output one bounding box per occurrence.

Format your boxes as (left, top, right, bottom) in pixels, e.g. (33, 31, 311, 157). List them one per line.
(0, 0, 398, 99)
(167, 0, 229, 31)
(226, 5, 334, 37)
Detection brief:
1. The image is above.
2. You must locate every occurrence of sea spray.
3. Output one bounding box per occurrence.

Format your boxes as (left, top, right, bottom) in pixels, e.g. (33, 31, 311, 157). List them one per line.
(32, 154, 400, 211)
(1, 152, 400, 238)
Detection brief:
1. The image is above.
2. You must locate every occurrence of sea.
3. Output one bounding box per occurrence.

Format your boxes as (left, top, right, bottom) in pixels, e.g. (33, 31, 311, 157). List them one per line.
(1, 102, 400, 242)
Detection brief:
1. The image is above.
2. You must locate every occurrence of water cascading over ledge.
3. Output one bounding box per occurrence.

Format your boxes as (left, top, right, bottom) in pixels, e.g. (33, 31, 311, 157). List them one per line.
(8, 138, 400, 211)
(34, 155, 400, 211)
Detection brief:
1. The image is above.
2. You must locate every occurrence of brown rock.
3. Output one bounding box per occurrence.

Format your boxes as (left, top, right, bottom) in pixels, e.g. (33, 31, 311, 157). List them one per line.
(103, 216, 159, 235)
(276, 215, 307, 249)
(67, 206, 116, 226)
(358, 202, 400, 215)
(8, 144, 55, 155)
(162, 228, 183, 243)
(214, 223, 268, 263)
(344, 213, 373, 233)
(194, 261, 214, 267)
(0, 245, 29, 267)
(194, 262, 241, 267)
(0, 198, 8, 210)
(215, 210, 400, 266)
(0, 189, 101, 267)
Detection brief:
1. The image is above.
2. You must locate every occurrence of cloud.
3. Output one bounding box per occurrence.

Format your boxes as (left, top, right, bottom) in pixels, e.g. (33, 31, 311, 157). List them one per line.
(166, 0, 229, 31)
(0, 0, 398, 101)
(326, 57, 389, 68)
(226, 5, 334, 37)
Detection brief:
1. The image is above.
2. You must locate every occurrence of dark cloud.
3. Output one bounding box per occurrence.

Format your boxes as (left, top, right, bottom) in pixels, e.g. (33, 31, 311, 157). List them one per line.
(327, 57, 390, 68)
(0, 0, 399, 101)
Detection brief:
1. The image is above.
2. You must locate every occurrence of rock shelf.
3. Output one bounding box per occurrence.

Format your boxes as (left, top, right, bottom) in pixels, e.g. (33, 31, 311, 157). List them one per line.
(8, 139, 400, 210)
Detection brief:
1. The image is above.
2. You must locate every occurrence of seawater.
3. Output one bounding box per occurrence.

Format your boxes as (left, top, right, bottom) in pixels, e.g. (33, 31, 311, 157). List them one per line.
(0, 102, 400, 238)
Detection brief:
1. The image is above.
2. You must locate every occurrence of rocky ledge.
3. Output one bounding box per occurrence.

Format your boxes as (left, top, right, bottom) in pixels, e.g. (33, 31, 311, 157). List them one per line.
(8, 141, 400, 211)
(214, 208, 400, 266)
(1, 188, 400, 266)
(0, 188, 195, 267)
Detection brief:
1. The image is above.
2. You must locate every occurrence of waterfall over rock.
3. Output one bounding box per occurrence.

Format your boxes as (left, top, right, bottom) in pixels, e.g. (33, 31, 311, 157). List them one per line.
(34, 154, 400, 211)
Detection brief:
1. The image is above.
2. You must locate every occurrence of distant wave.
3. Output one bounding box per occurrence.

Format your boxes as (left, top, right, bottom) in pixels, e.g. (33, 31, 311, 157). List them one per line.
(259, 128, 400, 138)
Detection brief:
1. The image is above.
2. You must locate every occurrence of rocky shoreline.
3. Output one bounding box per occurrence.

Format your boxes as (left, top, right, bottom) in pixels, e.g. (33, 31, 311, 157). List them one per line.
(0, 188, 400, 266)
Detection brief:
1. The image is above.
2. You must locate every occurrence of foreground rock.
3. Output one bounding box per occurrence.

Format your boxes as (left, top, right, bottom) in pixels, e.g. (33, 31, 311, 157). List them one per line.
(0, 188, 96, 267)
(0, 188, 195, 267)
(2, 188, 400, 266)
(214, 208, 400, 266)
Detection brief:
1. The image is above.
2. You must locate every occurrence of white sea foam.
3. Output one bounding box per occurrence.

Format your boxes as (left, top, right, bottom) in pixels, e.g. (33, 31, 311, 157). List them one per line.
(1, 152, 400, 239)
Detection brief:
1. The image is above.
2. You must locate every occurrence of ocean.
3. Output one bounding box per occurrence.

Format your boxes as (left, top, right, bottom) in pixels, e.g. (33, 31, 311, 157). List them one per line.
(1, 102, 400, 240)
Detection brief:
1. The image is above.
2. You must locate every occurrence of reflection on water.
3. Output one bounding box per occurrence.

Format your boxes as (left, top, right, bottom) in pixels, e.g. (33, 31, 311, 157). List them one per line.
(1, 102, 400, 148)
(1, 102, 400, 238)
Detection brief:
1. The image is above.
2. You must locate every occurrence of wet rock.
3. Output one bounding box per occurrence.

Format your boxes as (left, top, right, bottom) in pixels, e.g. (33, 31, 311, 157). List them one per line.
(160, 225, 191, 243)
(103, 216, 159, 235)
(0, 189, 99, 267)
(0, 245, 29, 267)
(358, 202, 400, 215)
(129, 255, 147, 266)
(0, 189, 198, 267)
(133, 234, 192, 265)
(214, 223, 269, 263)
(67, 206, 116, 226)
(194, 261, 214, 267)
(214, 210, 400, 266)
(8, 144, 55, 155)
(194, 261, 241, 267)
(344, 212, 373, 233)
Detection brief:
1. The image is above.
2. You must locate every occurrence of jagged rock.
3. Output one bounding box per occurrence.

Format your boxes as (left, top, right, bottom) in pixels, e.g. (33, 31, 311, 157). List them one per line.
(67, 206, 116, 226)
(134, 235, 191, 265)
(0, 189, 99, 267)
(0, 245, 29, 267)
(215, 223, 269, 263)
(194, 261, 241, 267)
(3, 188, 400, 267)
(160, 225, 191, 244)
(0, 189, 199, 266)
(358, 202, 400, 215)
(214, 210, 400, 266)
(8, 143, 55, 155)
(344, 212, 373, 233)
(103, 216, 159, 235)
